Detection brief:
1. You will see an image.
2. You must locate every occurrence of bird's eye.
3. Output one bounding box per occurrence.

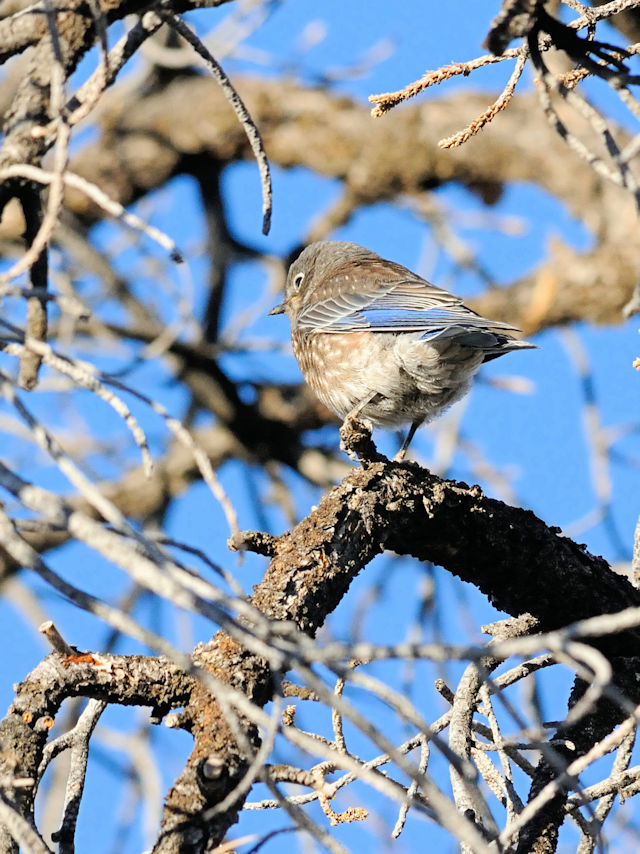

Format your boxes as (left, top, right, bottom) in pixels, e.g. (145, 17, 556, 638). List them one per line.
(293, 272, 304, 289)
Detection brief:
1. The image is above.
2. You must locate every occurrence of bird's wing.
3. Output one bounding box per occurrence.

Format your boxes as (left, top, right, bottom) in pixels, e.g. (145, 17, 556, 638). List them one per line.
(296, 272, 520, 341)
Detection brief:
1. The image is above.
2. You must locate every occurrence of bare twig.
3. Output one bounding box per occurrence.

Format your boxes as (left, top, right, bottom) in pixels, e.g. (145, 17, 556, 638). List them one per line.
(160, 12, 272, 235)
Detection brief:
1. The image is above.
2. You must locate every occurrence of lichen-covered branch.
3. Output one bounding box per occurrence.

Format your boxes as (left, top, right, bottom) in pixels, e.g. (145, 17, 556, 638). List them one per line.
(154, 454, 640, 852)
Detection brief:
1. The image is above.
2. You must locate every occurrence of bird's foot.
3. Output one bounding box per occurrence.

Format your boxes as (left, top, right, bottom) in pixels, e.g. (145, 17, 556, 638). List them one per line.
(340, 415, 386, 465)
(392, 418, 424, 463)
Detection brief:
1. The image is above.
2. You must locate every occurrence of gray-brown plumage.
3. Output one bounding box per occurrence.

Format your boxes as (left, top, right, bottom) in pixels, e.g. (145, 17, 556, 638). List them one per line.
(270, 241, 535, 456)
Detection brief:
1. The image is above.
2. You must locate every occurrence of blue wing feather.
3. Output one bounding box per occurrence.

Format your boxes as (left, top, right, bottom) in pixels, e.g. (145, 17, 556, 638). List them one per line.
(296, 281, 520, 338)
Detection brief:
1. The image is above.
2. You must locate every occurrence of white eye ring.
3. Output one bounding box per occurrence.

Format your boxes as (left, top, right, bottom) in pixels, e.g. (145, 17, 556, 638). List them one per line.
(293, 272, 304, 289)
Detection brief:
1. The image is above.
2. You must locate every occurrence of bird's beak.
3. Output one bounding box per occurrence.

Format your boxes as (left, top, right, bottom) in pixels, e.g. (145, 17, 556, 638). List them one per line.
(268, 300, 286, 316)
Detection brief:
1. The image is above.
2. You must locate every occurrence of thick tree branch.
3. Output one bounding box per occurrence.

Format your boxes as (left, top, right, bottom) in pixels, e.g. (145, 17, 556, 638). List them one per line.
(2, 457, 637, 852)
(155, 457, 640, 852)
(0, 652, 195, 854)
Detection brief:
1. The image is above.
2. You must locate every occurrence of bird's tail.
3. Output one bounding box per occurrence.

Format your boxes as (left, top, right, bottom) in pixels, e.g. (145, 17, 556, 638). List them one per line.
(475, 333, 537, 362)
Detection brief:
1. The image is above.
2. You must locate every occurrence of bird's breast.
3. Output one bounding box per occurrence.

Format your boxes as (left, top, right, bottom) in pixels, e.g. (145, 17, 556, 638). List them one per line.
(291, 330, 379, 419)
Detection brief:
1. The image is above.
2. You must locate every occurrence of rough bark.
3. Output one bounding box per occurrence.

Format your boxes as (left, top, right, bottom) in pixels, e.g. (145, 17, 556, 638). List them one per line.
(153, 458, 640, 852)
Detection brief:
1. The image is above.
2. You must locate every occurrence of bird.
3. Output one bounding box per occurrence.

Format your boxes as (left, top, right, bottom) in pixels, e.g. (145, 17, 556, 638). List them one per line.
(269, 241, 535, 460)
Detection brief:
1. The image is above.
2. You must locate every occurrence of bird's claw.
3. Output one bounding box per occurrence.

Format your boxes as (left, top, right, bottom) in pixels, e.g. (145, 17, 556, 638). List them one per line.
(340, 415, 386, 464)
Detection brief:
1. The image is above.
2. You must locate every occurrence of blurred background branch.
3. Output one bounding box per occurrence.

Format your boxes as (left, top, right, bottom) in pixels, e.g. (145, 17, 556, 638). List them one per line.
(1, 1, 640, 852)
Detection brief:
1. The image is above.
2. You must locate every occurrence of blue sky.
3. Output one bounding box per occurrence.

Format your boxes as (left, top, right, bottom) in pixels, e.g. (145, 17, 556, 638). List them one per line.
(1, 1, 639, 852)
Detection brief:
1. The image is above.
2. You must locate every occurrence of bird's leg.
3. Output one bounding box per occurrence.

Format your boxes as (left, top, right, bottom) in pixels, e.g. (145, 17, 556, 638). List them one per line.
(393, 418, 424, 462)
(347, 390, 378, 422)
(340, 392, 384, 463)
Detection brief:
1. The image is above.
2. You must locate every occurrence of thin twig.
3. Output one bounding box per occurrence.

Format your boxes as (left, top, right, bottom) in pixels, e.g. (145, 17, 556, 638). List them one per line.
(160, 11, 272, 235)
(439, 52, 527, 149)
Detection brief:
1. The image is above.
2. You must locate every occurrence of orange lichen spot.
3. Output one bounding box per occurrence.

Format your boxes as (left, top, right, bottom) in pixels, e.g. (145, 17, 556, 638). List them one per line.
(216, 635, 241, 656)
(22, 711, 33, 724)
(62, 653, 99, 668)
(316, 550, 332, 570)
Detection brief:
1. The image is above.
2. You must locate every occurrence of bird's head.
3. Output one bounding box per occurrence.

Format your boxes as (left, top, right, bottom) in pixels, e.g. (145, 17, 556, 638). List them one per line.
(269, 241, 368, 323)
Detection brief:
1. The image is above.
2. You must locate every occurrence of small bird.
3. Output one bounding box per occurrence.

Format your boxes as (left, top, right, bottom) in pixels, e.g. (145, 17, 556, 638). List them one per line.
(270, 241, 535, 459)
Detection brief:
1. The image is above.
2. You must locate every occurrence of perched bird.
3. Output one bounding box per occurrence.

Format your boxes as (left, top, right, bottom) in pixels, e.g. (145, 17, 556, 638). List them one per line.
(270, 241, 535, 459)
